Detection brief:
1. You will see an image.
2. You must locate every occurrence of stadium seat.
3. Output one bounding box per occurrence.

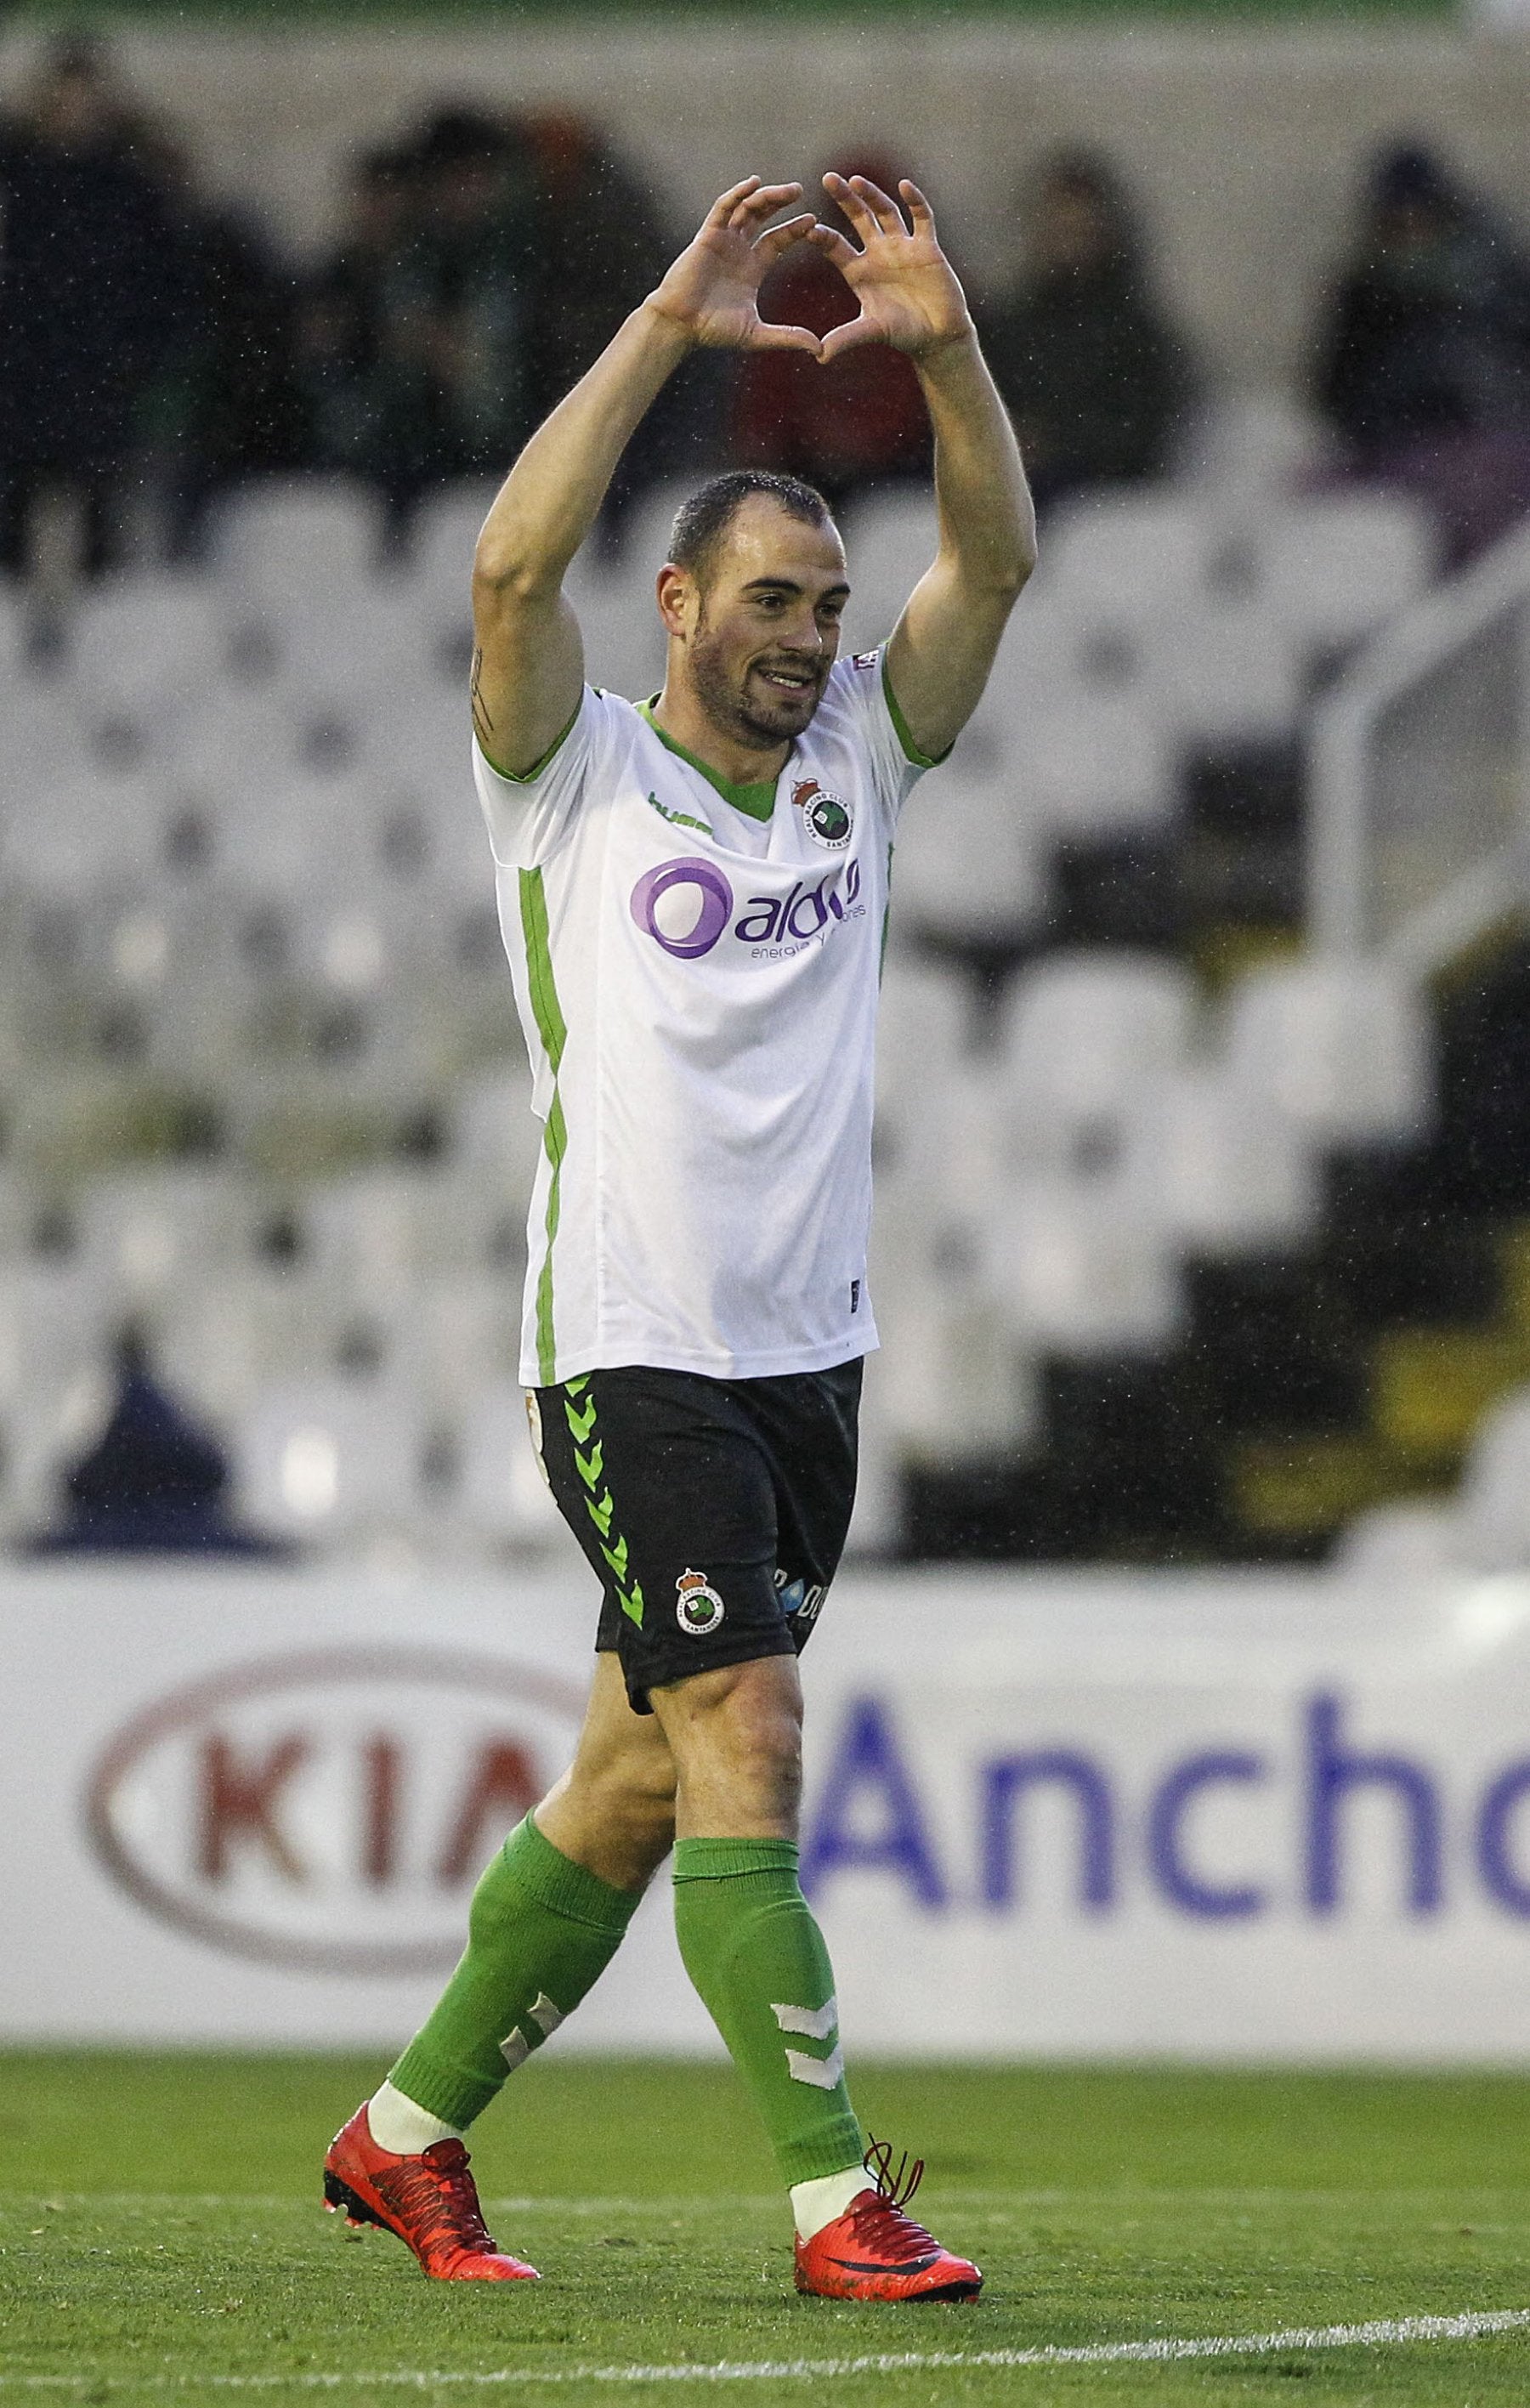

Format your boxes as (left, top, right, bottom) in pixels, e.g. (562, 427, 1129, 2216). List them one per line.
(209, 478, 387, 595)
(572, 581, 668, 705)
(1019, 690, 1177, 837)
(1138, 597, 1301, 746)
(1224, 957, 1434, 1145)
(453, 1377, 565, 1546)
(866, 1238, 1040, 1461)
(74, 1168, 251, 1312)
(840, 490, 939, 654)
(1130, 1066, 1319, 1255)
(407, 482, 502, 607)
(1182, 391, 1333, 501)
(68, 574, 229, 712)
(1045, 490, 1219, 623)
(889, 739, 1046, 940)
(231, 1376, 425, 1546)
(451, 1069, 546, 1217)
(995, 952, 1198, 1135)
(1257, 493, 1435, 658)
(982, 1179, 1183, 1356)
(1333, 1498, 1459, 1582)
(1457, 1385, 1530, 1571)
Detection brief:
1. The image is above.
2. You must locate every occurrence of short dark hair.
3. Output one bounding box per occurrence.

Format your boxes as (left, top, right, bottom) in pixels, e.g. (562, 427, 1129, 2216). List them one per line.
(668, 471, 837, 589)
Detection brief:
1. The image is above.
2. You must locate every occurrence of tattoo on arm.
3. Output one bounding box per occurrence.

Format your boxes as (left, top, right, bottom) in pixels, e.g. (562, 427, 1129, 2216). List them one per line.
(470, 647, 496, 749)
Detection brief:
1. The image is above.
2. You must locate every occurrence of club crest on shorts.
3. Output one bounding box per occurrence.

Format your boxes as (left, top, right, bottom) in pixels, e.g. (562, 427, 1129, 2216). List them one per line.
(792, 777, 853, 851)
(676, 1567, 725, 1636)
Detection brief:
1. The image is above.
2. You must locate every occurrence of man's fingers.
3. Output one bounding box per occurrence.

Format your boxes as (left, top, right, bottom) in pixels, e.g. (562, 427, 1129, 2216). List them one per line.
(816, 312, 885, 365)
(847, 173, 908, 235)
(746, 320, 823, 357)
(899, 178, 937, 235)
(753, 211, 817, 266)
(822, 170, 882, 244)
(729, 180, 803, 231)
(706, 177, 762, 229)
(803, 223, 860, 273)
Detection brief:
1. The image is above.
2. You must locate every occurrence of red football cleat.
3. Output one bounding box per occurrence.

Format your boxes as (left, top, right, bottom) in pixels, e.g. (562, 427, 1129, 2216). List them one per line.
(322, 2103, 539, 2281)
(795, 2139, 983, 2303)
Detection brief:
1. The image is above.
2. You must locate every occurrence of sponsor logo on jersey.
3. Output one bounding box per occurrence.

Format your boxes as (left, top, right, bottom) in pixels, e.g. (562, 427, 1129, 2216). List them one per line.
(774, 1570, 827, 1629)
(630, 855, 864, 961)
(792, 778, 853, 851)
(676, 1567, 726, 1636)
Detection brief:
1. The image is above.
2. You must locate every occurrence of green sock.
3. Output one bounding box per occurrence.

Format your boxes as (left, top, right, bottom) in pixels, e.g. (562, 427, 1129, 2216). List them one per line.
(672, 1838, 865, 2188)
(389, 1816, 639, 2130)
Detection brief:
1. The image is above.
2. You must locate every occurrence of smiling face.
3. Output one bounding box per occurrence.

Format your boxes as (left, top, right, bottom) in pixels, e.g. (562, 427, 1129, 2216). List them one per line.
(660, 496, 850, 755)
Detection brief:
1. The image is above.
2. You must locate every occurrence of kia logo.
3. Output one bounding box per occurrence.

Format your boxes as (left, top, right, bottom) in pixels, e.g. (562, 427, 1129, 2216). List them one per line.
(84, 1649, 584, 1975)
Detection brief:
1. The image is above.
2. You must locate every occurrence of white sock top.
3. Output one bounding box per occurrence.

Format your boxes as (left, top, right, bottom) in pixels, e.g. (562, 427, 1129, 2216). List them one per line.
(790, 2164, 870, 2241)
(366, 2078, 462, 2156)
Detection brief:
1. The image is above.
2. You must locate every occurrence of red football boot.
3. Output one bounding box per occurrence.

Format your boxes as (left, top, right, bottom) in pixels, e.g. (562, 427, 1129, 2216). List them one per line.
(322, 2103, 539, 2281)
(795, 2139, 982, 2303)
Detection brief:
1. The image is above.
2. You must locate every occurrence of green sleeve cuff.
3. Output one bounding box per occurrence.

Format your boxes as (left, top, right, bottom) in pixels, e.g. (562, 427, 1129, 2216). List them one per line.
(880, 649, 952, 769)
(476, 696, 582, 785)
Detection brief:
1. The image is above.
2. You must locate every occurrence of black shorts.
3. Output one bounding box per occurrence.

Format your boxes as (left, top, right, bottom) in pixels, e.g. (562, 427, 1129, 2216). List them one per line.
(529, 1359, 862, 1713)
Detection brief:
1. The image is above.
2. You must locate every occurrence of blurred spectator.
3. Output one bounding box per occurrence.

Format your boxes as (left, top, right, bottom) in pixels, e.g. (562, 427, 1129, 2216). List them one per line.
(297, 107, 541, 535)
(0, 35, 185, 581)
(23, 1329, 286, 1559)
(126, 126, 308, 557)
(732, 157, 932, 516)
(1315, 141, 1530, 564)
(980, 151, 1193, 517)
(523, 110, 718, 545)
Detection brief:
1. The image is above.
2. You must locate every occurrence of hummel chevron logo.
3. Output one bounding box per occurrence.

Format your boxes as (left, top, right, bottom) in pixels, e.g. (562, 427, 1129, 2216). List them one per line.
(772, 1997, 838, 2041)
(575, 1441, 604, 1489)
(785, 2043, 846, 2090)
(499, 1992, 564, 2071)
(586, 1487, 615, 1538)
(564, 1396, 598, 1444)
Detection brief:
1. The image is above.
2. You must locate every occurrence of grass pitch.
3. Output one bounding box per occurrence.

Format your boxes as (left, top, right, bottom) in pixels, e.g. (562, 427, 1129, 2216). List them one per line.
(3, 2056, 1530, 2404)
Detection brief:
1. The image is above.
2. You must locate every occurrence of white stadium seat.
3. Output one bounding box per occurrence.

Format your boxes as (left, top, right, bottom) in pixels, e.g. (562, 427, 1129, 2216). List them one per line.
(1257, 493, 1435, 657)
(889, 740, 1046, 941)
(1458, 1387, 1530, 1572)
(982, 1179, 1183, 1356)
(211, 478, 386, 595)
(408, 482, 501, 606)
(996, 953, 1197, 1127)
(232, 1377, 425, 1546)
(1045, 490, 1219, 623)
(453, 1378, 565, 1546)
(1129, 1066, 1319, 1255)
(1224, 957, 1434, 1146)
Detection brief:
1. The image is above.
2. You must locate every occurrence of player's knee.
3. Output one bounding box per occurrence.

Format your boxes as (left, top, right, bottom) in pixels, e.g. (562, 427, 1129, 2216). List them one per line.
(659, 1656, 803, 1816)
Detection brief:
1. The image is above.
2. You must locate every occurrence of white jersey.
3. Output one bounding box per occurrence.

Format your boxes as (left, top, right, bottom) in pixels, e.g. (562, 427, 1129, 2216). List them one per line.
(473, 648, 937, 1386)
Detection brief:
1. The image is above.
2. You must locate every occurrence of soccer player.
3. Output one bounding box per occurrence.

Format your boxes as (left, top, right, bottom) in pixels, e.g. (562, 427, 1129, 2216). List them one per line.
(325, 171, 1034, 2300)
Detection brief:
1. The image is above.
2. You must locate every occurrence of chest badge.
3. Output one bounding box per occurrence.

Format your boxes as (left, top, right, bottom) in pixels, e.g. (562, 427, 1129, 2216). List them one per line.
(793, 778, 853, 851)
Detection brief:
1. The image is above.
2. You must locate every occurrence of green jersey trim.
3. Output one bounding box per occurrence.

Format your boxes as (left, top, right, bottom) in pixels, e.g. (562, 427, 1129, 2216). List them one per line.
(476, 699, 581, 786)
(637, 698, 778, 821)
(881, 649, 953, 769)
(518, 866, 570, 1385)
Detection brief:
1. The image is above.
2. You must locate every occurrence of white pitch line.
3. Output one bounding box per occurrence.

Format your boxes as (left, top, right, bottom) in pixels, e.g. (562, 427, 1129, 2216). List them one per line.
(3, 2308, 1528, 2391)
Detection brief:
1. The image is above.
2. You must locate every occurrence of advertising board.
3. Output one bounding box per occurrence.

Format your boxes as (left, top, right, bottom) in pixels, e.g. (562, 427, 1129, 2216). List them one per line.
(5, 1561, 1530, 2058)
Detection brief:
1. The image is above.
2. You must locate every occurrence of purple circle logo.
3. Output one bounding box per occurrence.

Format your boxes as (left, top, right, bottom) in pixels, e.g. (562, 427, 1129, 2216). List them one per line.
(630, 858, 734, 960)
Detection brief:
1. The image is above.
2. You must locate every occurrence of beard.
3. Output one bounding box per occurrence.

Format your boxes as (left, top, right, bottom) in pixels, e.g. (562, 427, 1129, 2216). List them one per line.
(688, 620, 828, 750)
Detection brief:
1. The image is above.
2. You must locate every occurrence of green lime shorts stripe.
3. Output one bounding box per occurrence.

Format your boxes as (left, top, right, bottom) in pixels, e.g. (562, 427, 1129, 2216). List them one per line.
(558, 1374, 646, 1629)
(518, 866, 568, 1385)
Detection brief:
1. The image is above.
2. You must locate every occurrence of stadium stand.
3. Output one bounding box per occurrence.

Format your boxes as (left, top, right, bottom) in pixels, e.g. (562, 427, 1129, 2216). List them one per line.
(6, 421, 1530, 1570)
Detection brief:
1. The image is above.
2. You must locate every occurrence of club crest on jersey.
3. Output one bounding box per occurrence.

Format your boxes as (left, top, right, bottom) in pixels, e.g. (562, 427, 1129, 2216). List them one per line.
(792, 778, 853, 851)
(676, 1567, 726, 1636)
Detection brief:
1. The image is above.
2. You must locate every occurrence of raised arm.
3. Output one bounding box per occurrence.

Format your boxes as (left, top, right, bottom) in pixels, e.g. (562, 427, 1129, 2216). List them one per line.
(471, 177, 819, 778)
(810, 173, 1037, 763)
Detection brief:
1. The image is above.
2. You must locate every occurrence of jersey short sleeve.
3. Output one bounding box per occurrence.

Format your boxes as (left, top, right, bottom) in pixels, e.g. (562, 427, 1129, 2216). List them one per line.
(829, 645, 950, 830)
(473, 684, 620, 870)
